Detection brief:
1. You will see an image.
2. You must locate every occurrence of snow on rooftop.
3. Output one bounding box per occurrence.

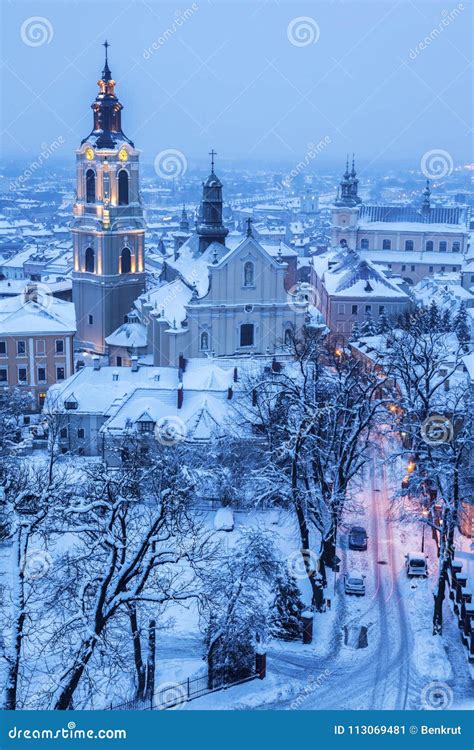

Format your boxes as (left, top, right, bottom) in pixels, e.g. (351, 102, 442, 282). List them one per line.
(0, 293, 76, 335)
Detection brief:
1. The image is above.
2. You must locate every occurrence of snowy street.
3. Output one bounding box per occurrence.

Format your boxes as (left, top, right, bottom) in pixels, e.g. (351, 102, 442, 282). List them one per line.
(217, 450, 472, 710)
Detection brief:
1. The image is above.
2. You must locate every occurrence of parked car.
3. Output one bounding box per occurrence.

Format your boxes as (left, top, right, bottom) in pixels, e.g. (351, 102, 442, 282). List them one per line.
(348, 525, 368, 551)
(405, 552, 428, 578)
(344, 570, 366, 596)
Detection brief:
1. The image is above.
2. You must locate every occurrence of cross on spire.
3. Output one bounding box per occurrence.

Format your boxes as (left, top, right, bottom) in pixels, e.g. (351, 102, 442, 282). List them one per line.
(102, 40, 112, 81)
(209, 149, 217, 173)
(246, 217, 253, 237)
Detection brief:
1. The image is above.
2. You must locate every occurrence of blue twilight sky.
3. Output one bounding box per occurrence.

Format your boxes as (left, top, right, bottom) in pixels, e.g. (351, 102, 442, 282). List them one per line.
(0, 0, 472, 170)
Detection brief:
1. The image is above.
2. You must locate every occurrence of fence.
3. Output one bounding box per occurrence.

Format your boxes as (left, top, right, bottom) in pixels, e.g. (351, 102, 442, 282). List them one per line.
(107, 664, 263, 711)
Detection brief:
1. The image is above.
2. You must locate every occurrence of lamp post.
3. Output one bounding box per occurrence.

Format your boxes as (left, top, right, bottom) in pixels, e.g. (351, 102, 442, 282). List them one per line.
(421, 508, 429, 553)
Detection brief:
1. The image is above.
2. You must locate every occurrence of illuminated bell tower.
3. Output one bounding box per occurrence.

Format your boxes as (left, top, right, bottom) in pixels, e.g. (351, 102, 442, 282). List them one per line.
(72, 41, 146, 353)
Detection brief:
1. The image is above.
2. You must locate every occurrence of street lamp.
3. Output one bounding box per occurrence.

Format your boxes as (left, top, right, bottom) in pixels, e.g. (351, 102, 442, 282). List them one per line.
(421, 508, 429, 553)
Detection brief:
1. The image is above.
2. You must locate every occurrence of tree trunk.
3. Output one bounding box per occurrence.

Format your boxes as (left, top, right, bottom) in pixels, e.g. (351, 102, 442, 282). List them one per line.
(145, 619, 156, 705)
(128, 605, 146, 700)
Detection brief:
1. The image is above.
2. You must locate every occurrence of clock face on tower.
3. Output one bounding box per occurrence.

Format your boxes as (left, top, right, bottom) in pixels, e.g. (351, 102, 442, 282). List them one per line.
(118, 148, 128, 162)
(85, 147, 95, 161)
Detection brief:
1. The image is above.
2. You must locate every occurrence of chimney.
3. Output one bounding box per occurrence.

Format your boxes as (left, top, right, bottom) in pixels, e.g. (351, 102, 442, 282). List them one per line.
(131, 356, 139, 372)
(177, 384, 183, 409)
(227, 386, 233, 400)
(178, 353, 186, 372)
(233, 367, 238, 382)
(93, 356, 100, 371)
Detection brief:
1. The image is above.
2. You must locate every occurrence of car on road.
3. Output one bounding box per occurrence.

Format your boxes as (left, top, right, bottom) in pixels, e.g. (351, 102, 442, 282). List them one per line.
(405, 552, 428, 578)
(344, 570, 366, 596)
(348, 526, 368, 551)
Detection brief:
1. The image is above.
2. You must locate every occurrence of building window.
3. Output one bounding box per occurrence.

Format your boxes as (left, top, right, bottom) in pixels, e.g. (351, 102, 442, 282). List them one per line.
(200, 331, 210, 351)
(240, 323, 254, 347)
(77, 428, 85, 439)
(118, 170, 129, 206)
(0, 368, 7, 383)
(379, 305, 385, 315)
(360, 239, 369, 250)
(88, 314, 94, 325)
(56, 366, 65, 381)
(382, 239, 391, 250)
(425, 240, 434, 252)
(284, 328, 292, 346)
(405, 240, 414, 251)
(452, 266, 457, 272)
(0, 341, 5, 356)
(441, 266, 445, 272)
(138, 420, 155, 433)
(471, 275, 474, 282)
(243, 261, 255, 287)
(116, 356, 122, 367)
(429, 266, 434, 273)
(120, 247, 131, 274)
(452, 241, 460, 252)
(337, 303, 345, 314)
(401, 265, 406, 272)
(17, 341, 26, 356)
(55, 339, 64, 355)
(39, 392, 46, 407)
(18, 367, 27, 383)
(86, 169, 96, 204)
(37, 367, 46, 383)
(36, 339, 45, 355)
(60, 427, 68, 439)
(351, 304, 358, 315)
(65, 399, 78, 410)
(410, 265, 415, 272)
(439, 241, 447, 252)
(85, 247, 95, 273)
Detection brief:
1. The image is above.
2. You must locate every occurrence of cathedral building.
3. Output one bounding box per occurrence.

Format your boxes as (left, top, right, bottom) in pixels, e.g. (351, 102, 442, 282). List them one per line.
(331, 159, 469, 286)
(72, 43, 146, 354)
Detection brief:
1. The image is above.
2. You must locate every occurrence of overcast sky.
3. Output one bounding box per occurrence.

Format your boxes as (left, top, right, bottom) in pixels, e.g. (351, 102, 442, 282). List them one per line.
(1, 0, 472, 172)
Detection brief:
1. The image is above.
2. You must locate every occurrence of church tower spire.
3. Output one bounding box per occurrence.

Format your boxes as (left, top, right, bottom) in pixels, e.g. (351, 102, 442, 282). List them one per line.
(335, 156, 361, 207)
(196, 150, 228, 253)
(72, 43, 146, 354)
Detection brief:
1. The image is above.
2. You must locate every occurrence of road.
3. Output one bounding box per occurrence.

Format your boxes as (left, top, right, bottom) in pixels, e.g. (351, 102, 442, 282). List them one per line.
(264, 448, 451, 710)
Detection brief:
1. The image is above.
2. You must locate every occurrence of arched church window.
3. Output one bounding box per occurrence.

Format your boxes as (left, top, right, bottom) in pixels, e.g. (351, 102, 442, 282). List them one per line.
(243, 261, 255, 287)
(86, 169, 96, 204)
(118, 170, 129, 206)
(120, 247, 131, 274)
(284, 328, 292, 347)
(85, 247, 95, 273)
(200, 331, 209, 351)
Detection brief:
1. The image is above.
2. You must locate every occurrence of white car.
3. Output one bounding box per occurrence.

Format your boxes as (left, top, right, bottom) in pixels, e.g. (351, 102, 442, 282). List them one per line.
(344, 570, 366, 596)
(405, 552, 428, 577)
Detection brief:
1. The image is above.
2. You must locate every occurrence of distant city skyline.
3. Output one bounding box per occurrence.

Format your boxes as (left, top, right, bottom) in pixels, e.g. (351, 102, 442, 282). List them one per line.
(1, 0, 472, 178)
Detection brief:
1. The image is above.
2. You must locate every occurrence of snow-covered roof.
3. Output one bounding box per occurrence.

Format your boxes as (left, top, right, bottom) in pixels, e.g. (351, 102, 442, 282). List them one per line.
(314, 249, 408, 299)
(136, 278, 193, 330)
(105, 321, 148, 349)
(0, 293, 76, 335)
